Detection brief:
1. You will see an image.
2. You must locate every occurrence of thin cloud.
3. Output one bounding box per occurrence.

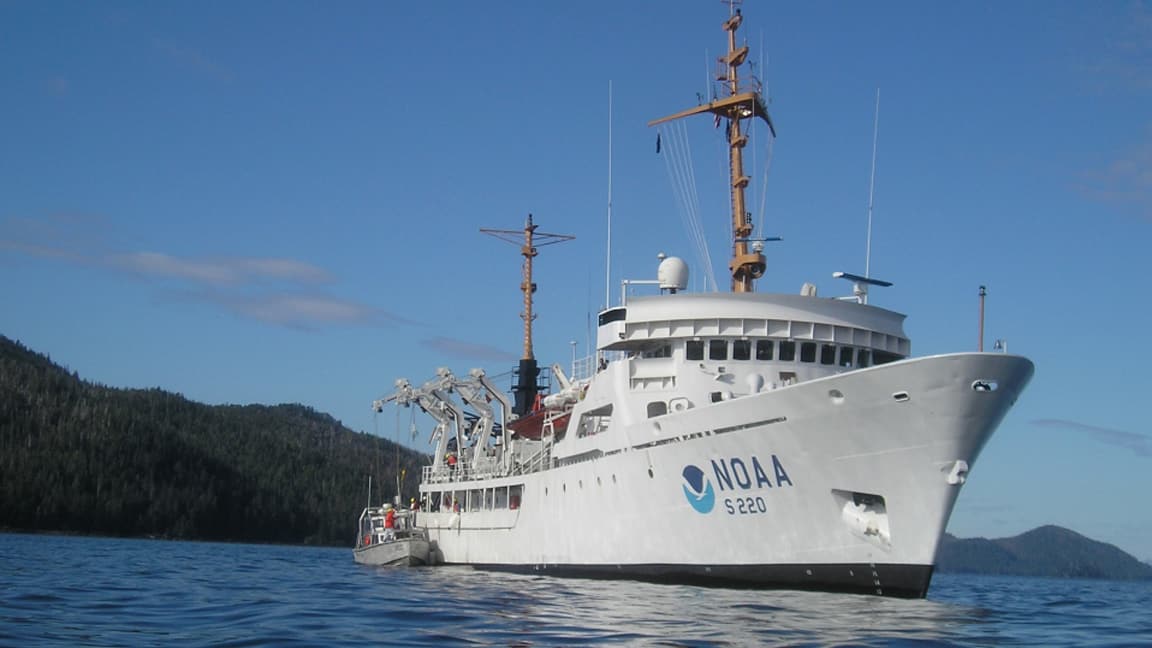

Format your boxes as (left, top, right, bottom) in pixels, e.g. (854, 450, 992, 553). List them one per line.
(237, 258, 332, 283)
(112, 251, 238, 283)
(0, 214, 400, 330)
(0, 238, 86, 263)
(0, 213, 111, 264)
(110, 251, 333, 285)
(153, 38, 233, 82)
(1075, 2, 1152, 92)
(1113, 0, 1152, 90)
(421, 336, 518, 362)
(43, 77, 70, 96)
(1031, 418, 1152, 457)
(957, 502, 1012, 515)
(1, 212, 111, 245)
(208, 292, 391, 329)
(1077, 128, 1152, 221)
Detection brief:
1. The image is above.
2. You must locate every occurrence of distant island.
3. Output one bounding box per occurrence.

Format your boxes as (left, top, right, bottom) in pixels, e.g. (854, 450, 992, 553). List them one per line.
(0, 335, 428, 546)
(937, 525, 1152, 581)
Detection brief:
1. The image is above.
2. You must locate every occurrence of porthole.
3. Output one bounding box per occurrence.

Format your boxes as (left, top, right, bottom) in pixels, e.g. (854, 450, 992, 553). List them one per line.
(892, 391, 910, 402)
(828, 389, 845, 405)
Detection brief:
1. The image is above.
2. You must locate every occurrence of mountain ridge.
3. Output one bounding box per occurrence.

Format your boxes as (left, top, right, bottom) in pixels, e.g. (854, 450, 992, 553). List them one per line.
(937, 524, 1152, 580)
(0, 334, 427, 546)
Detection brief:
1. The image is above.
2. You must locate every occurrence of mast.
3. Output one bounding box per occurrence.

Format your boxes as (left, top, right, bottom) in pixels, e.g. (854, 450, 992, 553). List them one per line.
(649, 2, 775, 293)
(481, 214, 574, 415)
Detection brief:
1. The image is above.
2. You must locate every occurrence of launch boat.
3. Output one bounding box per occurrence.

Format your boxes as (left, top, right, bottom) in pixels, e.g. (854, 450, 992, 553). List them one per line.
(372, 6, 1033, 597)
(353, 505, 431, 567)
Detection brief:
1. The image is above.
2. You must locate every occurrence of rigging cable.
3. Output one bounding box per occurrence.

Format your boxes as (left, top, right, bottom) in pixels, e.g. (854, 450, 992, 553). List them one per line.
(757, 125, 775, 240)
(659, 121, 717, 291)
(677, 119, 716, 291)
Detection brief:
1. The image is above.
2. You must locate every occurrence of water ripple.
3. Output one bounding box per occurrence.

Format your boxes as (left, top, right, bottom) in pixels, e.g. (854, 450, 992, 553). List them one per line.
(2, 533, 1150, 646)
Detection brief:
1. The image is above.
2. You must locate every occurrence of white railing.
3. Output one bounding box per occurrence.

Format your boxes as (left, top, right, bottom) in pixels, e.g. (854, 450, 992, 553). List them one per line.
(571, 354, 596, 382)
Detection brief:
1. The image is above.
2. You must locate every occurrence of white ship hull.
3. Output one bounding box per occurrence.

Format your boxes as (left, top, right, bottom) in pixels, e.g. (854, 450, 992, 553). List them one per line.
(417, 353, 1032, 597)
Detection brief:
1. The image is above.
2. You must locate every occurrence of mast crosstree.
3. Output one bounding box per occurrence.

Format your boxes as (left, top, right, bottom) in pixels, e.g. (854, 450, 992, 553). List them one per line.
(649, 3, 775, 293)
(481, 214, 574, 415)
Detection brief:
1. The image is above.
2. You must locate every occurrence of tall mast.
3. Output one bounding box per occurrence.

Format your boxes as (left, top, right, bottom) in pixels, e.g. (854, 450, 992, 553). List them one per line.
(649, 3, 775, 293)
(481, 214, 574, 415)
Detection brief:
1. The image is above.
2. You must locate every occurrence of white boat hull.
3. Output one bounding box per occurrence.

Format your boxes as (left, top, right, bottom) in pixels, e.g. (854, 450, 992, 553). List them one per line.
(418, 353, 1032, 597)
(353, 534, 432, 567)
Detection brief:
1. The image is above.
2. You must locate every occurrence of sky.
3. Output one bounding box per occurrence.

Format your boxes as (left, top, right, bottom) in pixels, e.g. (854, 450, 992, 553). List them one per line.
(2, 1, 1150, 561)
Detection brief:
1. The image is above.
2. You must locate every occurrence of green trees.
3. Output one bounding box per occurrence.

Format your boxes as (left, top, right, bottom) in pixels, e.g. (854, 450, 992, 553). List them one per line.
(0, 335, 427, 546)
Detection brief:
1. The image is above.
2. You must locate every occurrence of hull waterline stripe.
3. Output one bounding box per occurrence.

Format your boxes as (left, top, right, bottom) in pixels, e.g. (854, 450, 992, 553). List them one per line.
(462, 561, 933, 599)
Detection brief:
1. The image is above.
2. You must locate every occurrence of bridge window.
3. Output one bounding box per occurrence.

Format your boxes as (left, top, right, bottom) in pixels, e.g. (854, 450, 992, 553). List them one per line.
(858, 349, 871, 367)
(641, 344, 671, 359)
(578, 404, 613, 438)
(709, 340, 728, 360)
(732, 339, 751, 360)
(755, 340, 774, 360)
(820, 344, 837, 365)
(874, 350, 902, 365)
(800, 342, 817, 363)
(839, 347, 855, 367)
(779, 341, 796, 361)
(686, 340, 704, 360)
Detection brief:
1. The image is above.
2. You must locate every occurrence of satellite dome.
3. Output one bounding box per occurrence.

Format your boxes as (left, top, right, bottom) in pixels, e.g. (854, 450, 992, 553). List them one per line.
(658, 256, 689, 292)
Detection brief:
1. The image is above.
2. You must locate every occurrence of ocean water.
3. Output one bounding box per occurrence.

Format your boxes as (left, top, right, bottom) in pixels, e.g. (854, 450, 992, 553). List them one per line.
(2, 533, 1149, 647)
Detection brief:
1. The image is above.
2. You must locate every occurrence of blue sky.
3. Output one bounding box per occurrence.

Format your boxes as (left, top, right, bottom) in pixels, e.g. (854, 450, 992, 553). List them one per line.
(2, 1, 1150, 561)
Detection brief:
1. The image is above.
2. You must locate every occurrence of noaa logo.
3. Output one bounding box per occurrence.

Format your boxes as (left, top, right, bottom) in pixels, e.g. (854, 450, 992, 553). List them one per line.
(681, 464, 715, 514)
(682, 455, 794, 516)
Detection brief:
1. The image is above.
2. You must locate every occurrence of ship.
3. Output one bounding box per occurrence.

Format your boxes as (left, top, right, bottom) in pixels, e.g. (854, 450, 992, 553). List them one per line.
(371, 5, 1033, 598)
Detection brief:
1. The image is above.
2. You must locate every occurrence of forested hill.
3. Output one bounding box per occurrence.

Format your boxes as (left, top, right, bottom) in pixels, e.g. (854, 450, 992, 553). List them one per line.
(0, 335, 428, 546)
(938, 525, 1152, 580)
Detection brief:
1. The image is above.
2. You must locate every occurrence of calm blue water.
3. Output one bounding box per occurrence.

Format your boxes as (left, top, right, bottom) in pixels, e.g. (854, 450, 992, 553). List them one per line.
(2, 533, 1149, 646)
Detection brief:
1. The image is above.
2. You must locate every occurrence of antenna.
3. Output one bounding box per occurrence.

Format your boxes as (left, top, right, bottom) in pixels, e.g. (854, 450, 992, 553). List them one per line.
(834, 89, 890, 305)
(865, 88, 880, 278)
(832, 271, 892, 305)
(605, 80, 613, 309)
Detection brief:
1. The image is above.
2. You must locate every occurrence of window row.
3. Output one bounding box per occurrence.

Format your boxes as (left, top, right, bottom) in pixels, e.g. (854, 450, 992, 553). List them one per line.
(684, 339, 902, 367)
(423, 484, 523, 512)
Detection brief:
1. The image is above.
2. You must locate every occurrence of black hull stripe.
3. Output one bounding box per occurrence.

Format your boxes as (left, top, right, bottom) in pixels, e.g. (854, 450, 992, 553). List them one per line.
(458, 562, 934, 598)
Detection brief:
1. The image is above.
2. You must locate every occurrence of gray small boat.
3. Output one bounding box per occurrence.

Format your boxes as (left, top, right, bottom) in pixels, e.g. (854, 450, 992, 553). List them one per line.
(353, 505, 431, 566)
